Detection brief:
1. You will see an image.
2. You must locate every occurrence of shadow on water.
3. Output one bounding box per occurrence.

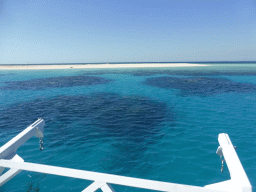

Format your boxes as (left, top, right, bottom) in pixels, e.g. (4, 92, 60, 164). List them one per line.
(143, 77, 256, 97)
(0, 75, 112, 90)
(0, 93, 175, 173)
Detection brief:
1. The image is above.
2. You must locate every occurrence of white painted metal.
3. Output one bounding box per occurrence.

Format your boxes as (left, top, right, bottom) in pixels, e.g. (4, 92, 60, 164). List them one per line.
(101, 183, 116, 192)
(82, 181, 106, 192)
(0, 154, 24, 187)
(0, 160, 224, 192)
(82, 182, 115, 192)
(205, 180, 240, 192)
(0, 118, 44, 160)
(0, 119, 44, 178)
(217, 133, 252, 192)
(0, 119, 253, 192)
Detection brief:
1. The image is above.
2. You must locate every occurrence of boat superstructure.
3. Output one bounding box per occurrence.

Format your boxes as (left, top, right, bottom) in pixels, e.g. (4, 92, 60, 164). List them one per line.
(0, 119, 252, 192)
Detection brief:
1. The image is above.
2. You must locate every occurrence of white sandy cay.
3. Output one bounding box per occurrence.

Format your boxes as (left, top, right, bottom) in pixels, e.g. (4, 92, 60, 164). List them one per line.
(0, 63, 208, 70)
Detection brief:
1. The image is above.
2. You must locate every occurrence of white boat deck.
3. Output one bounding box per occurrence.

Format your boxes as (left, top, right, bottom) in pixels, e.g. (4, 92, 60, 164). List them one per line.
(0, 119, 252, 192)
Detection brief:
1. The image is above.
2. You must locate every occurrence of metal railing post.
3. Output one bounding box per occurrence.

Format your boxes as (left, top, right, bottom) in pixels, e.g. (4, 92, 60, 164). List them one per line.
(0, 119, 45, 186)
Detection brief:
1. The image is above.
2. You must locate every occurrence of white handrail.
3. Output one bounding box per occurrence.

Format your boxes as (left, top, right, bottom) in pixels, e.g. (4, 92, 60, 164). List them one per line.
(218, 134, 252, 192)
(0, 118, 44, 177)
(0, 118, 44, 160)
(0, 154, 24, 186)
(0, 119, 252, 192)
(0, 159, 224, 192)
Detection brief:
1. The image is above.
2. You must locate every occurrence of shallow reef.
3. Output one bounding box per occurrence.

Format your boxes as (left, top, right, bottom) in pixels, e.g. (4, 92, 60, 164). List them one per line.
(0, 93, 173, 170)
(78, 69, 256, 77)
(0, 73, 15, 77)
(0, 75, 112, 90)
(132, 70, 256, 76)
(75, 68, 256, 77)
(80, 71, 109, 76)
(1, 93, 169, 139)
(143, 77, 256, 96)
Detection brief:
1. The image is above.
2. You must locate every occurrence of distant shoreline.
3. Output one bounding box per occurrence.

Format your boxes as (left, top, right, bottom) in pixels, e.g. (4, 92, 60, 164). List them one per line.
(0, 63, 208, 70)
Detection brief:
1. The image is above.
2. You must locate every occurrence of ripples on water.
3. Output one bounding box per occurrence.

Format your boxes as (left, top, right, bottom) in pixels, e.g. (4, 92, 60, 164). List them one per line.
(0, 92, 174, 182)
(0, 73, 15, 77)
(80, 68, 256, 77)
(0, 93, 170, 145)
(0, 76, 112, 90)
(132, 70, 256, 76)
(0, 65, 255, 191)
(143, 77, 256, 96)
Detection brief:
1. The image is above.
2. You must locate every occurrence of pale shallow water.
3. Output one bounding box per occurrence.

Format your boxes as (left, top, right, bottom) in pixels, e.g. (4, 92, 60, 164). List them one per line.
(0, 63, 255, 191)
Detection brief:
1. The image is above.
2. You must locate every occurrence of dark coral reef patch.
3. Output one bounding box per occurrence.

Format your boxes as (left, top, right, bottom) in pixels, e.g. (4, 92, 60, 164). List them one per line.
(1, 93, 169, 138)
(0, 75, 112, 90)
(0, 73, 15, 77)
(0, 93, 172, 171)
(132, 70, 256, 76)
(144, 77, 256, 96)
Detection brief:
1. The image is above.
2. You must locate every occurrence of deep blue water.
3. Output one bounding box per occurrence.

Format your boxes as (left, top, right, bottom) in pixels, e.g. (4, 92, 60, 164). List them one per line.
(0, 63, 255, 191)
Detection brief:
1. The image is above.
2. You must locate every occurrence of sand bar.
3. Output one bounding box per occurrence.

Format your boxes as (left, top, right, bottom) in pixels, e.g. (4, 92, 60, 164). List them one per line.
(0, 63, 208, 70)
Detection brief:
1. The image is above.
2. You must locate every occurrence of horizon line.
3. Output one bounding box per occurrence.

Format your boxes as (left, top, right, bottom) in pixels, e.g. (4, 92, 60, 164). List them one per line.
(1, 61, 256, 65)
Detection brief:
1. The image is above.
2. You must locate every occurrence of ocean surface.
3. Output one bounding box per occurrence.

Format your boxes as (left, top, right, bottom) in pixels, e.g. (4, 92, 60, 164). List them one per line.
(0, 63, 255, 191)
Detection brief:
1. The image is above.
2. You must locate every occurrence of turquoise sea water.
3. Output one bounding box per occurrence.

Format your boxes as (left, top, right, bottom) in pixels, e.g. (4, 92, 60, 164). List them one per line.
(0, 63, 255, 191)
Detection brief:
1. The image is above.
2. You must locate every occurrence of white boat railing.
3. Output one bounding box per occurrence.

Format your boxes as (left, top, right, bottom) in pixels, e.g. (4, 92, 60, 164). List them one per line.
(0, 119, 252, 192)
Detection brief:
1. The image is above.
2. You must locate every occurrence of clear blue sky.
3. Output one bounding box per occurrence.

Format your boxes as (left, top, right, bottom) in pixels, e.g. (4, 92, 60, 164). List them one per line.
(1, 0, 256, 64)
